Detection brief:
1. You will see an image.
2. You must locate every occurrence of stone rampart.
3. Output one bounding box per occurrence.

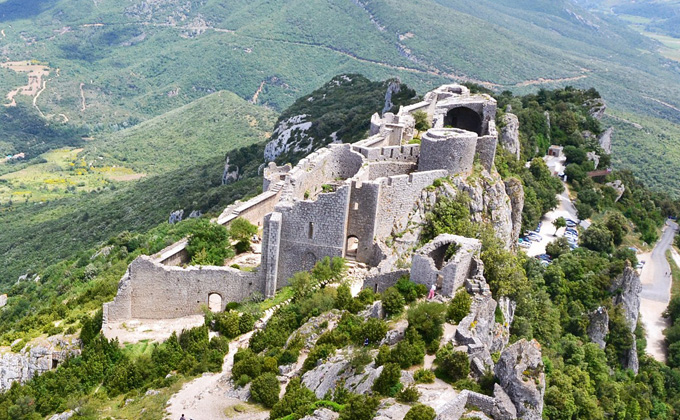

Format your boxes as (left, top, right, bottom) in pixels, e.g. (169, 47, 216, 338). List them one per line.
(418, 129, 477, 176)
(347, 181, 381, 264)
(103, 256, 264, 322)
(352, 144, 420, 162)
(366, 161, 417, 180)
(275, 184, 351, 283)
(216, 182, 284, 228)
(282, 144, 364, 201)
(375, 170, 448, 239)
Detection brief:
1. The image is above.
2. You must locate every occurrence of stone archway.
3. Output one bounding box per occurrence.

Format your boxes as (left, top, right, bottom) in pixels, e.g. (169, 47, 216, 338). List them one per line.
(346, 236, 359, 260)
(208, 293, 222, 312)
(444, 107, 483, 135)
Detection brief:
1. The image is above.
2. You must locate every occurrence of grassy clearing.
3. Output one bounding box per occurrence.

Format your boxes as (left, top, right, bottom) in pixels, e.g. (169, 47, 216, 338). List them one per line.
(0, 148, 142, 204)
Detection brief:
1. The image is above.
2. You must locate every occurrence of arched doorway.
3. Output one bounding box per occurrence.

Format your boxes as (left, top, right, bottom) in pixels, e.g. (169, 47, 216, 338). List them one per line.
(346, 236, 359, 260)
(208, 293, 222, 312)
(444, 107, 483, 135)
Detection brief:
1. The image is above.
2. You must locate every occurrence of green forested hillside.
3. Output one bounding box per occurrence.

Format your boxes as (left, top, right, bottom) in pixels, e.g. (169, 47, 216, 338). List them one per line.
(2, 0, 680, 195)
(80, 90, 276, 173)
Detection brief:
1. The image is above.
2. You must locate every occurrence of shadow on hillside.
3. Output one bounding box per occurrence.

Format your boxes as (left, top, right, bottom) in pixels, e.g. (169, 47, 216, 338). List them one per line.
(0, 0, 56, 22)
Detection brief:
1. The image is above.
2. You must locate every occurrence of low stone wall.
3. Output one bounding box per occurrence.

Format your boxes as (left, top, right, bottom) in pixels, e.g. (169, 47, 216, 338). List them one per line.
(216, 182, 284, 228)
(103, 256, 266, 322)
(362, 269, 409, 294)
(366, 161, 417, 180)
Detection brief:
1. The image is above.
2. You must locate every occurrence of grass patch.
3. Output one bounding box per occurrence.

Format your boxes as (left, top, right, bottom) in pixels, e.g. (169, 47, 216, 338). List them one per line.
(224, 402, 265, 418)
(667, 249, 680, 299)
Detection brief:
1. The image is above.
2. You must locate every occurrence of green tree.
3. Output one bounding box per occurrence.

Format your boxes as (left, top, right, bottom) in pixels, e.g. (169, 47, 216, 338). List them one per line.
(408, 302, 446, 347)
(270, 378, 316, 420)
(581, 224, 613, 253)
(435, 344, 470, 382)
(251, 372, 280, 408)
(372, 363, 402, 396)
(553, 217, 567, 236)
(404, 404, 436, 420)
(447, 290, 472, 323)
(382, 287, 405, 316)
(230, 217, 258, 253)
(186, 219, 233, 266)
(413, 111, 431, 133)
(546, 237, 571, 259)
(339, 394, 380, 420)
(335, 284, 353, 311)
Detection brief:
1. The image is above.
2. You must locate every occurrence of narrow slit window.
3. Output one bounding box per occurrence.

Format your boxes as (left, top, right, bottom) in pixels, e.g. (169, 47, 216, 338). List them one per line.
(309, 222, 314, 239)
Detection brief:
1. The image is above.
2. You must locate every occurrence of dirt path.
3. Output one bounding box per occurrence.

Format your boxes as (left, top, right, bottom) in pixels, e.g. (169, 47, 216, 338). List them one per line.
(250, 81, 265, 104)
(79, 83, 86, 112)
(640, 221, 677, 362)
(1, 61, 50, 107)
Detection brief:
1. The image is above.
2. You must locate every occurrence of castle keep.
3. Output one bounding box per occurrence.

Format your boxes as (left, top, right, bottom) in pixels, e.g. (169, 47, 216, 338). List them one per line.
(102, 85, 502, 332)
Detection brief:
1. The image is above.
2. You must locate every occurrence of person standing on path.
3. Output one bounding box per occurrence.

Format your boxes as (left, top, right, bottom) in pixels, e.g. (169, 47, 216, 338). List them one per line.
(428, 283, 436, 300)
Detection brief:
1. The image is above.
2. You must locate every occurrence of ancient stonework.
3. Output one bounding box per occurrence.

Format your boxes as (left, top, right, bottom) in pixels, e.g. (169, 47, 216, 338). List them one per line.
(103, 84, 523, 343)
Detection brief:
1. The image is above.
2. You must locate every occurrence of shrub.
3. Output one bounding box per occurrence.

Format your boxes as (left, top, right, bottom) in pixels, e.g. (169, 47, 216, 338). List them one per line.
(360, 318, 388, 345)
(407, 302, 446, 348)
(404, 404, 436, 420)
(375, 345, 391, 367)
(339, 394, 380, 420)
(382, 287, 405, 316)
(396, 276, 426, 303)
(413, 368, 435, 384)
(447, 290, 472, 323)
(390, 339, 425, 368)
(250, 372, 280, 408)
(270, 377, 317, 420)
(302, 343, 337, 372)
(186, 219, 233, 266)
(372, 363, 402, 396)
(350, 347, 373, 374)
(435, 344, 470, 382)
(357, 288, 376, 305)
(397, 385, 421, 403)
(230, 217, 258, 254)
(239, 312, 255, 334)
(335, 284, 353, 311)
(214, 311, 241, 338)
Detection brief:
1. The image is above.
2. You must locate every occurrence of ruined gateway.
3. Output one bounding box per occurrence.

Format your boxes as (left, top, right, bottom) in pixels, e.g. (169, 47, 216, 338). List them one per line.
(102, 84, 521, 332)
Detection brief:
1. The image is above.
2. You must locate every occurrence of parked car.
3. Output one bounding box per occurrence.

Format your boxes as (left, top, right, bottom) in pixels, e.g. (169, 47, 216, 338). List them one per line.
(527, 232, 543, 242)
(636, 261, 645, 269)
(518, 238, 531, 248)
(535, 222, 542, 232)
(565, 227, 578, 234)
(566, 220, 577, 228)
(537, 254, 552, 262)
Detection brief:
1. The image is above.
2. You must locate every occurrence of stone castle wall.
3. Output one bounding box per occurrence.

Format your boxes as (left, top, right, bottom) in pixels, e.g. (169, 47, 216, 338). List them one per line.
(216, 182, 284, 228)
(347, 181, 381, 264)
(103, 256, 264, 322)
(281, 144, 364, 201)
(275, 184, 352, 283)
(374, 170, 448, 239)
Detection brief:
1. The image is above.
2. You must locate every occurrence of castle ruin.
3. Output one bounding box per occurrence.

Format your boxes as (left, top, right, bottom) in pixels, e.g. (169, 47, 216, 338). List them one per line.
(102, 84, 506, 336)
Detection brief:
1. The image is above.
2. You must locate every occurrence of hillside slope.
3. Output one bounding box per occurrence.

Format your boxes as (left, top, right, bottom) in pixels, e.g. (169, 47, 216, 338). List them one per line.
(81, 90, 276, 173)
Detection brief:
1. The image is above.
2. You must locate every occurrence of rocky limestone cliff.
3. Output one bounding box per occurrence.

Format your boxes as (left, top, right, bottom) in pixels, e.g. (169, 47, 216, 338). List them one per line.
(0, 335, 81, 391)
(264, 114, 314, 162)
(610, 264, 642, 373)
(495, 339, 545, 420)
(598, 127, 613, 154)
(500, 113, 520, 159)
(587, 307, 609, 350)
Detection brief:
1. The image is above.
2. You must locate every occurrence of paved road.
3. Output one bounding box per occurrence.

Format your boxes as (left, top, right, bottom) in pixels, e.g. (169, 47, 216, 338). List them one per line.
(640, 220, 678, 362)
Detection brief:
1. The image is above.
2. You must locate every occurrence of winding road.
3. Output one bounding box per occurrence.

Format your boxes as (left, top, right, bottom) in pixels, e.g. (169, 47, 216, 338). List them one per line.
(640, 220, 678, 362)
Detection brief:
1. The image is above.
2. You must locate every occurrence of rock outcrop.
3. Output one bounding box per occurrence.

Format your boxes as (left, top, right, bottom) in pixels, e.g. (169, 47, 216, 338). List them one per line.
(500, 113, 520, 159)
(0, 336, 81, 391)
(264, 114, 313, 162)
(302, 352, 382, 398)
(610, 265, 642, 373)
(495, 339, 545, 420)
(598, 127, 613, 154)
(587, 307, 609, 349)
(504, 178, 524, 248)
(222, 156, 240, 185)
(301, 408, 339, 420)
(605, 179, 625, 202)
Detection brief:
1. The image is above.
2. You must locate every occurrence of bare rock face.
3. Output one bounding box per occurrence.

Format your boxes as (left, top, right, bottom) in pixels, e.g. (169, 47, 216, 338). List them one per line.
(504, 178, 524, 248)
(301, 353, 383, 398)
(605, 179, 625, 202)
(500, 113, 520, 159)
(381, 319, 408, 346)
(47, 411, 74, 420)
(609, 265, 642, 373)
(222, 156, 240, 185)
(0, 336, 81, 391)
(598, 127, 613, 154)
(495, 339, 545, 420)
(587, 98, 607, 120)
(300, 408, 339, 420)
(360, 300, 385, 319)
(375, 399, 411, 420)
(587, 307, 609, 350)
(451, 170, 519, 249)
